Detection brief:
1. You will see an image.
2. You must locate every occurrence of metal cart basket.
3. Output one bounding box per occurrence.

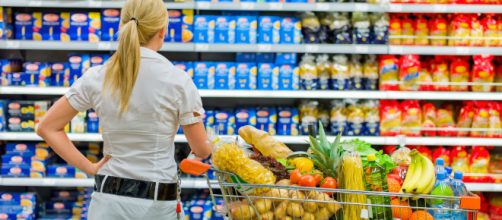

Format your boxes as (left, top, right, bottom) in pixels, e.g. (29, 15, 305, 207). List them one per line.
(180, 159, 480, 220)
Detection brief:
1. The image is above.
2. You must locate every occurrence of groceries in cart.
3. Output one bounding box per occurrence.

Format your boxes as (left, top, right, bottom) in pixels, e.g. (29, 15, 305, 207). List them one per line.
(180, 122, 480, 220)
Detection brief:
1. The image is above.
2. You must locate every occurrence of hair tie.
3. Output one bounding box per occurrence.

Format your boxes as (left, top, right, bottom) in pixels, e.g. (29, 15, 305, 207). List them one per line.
(130, 17, 138, 25)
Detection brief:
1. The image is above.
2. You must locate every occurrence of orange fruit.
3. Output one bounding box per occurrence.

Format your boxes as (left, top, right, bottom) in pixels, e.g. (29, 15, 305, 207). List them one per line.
(391, 198, 412, 220)
(387, 177, 401, 193)
(410, 210, 433, 220)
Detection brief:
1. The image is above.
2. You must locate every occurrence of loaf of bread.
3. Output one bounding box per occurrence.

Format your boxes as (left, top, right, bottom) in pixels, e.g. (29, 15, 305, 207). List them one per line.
(238, 125, 292, 159)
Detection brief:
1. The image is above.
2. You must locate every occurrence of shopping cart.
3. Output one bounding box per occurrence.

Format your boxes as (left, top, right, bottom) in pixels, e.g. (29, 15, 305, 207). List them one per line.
(180, 159, 480, 220)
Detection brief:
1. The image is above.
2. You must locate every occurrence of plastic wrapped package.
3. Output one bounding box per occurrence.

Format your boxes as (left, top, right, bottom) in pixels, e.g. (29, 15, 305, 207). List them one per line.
(299, 54, 319, 90)
(318, 13, 334, 43)
(380, 100, 401, 136)
(331, 55, 350, 90)
(399, 54, 421, 91)
(401, 14, 415, 45)
(352, 12, 371, 44)
(371, 13, 389, 44)
(333, 13, 352, 44)
(400, 100, 422, 136)
(432, 56, 450, 91)
(457, 102, 475, 137)
(363, 100, 380, 136)
(378, 55, 399, 91)
(388, 15, 402, 45)
(450, 57, 470, 92)
(422, 103, 437, 136)
(346, 99, 365, 136)
(436, 107, 457, 137)
(471, 102, 490, 137)
(363, 55, 379, 90)
(449, 14, 471, 46)
(339, 151, 367, 220)
(350, 55, 364, 90)
(301, 12, 320, 44)
(470, 15, 484, 47)
(488, 102, 501, 138)
(330, 100, 347, 135)
(429, 14, 448, 46)
(482, 14, 498, 47)
(418, 58, 434, 91)
(299, 100, 319, 135)
(472, 55, 495, 92)
(316, 54, 331, 90)
(414, 14, 429, 46)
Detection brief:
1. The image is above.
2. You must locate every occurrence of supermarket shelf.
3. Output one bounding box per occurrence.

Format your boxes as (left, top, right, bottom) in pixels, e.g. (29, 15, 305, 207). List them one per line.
(0, 177, 218, 188)
(465, 183, 502, 192)
(388, 45, 502, 55)
(0, 40, 193, 52)
(2, 132, 502, 146)
(2, 0, 502, 13)
(3, 87, 502, 101)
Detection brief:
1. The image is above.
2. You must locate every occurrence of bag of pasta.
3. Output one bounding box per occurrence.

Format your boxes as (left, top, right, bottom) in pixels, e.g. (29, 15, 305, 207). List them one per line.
(212, 141, 276, 194)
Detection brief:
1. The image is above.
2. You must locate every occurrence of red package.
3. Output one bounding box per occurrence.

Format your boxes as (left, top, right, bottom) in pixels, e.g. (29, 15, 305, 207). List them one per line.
(469, 146, 490, 174)
(378, 55, 399, 91)
(488, 102, 502, 138)
(457, 102, 475, 137)
(401, 14, 415, 46)
(451, 146, 470, 173)
(389, 15, 402, 45)
(471, 101, 490, 137)
(432, 146, 451, 166)
(436, 107, 457, 137)
(383, 145, 398, 155)
(432, 56, 450, 91)
(449, 14, 471, 47)
(470, 15, 484, 46)
(481, 14, 498, 47)
(499, 15, 502, 47)
(496, 57, 502, 92)
(415, 15, 429, 46)
(419, 58, 434, 91)
(415, 146, 433, 161)
(399, 55, 421, 91)
(400, 100, 422, 136)
(449, 57, 470, 92)
(472, 54, 495, 92)
(380, 100, 402, 136)
(422, 103, 437, 136)
(429, 14, 448, 46)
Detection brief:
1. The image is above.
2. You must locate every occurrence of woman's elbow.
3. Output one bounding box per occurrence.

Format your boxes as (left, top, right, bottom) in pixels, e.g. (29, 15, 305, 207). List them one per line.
(197, 148, 212, 159)
(35, 121, 48, 138)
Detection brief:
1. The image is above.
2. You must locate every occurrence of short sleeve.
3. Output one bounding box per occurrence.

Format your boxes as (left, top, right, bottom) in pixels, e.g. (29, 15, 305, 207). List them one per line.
(65, 74, 93, 112)
(178, 79, 205, 126)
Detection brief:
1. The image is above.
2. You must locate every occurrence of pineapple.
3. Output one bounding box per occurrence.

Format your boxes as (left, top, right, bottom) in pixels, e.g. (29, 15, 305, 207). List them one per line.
(308, 121, 343, 178)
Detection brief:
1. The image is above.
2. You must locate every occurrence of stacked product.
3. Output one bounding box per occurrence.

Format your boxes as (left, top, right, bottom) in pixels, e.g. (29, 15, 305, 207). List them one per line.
(0, 192, 36, 219)
(38, 189, 93, 220)
(182, 191, 225, 220)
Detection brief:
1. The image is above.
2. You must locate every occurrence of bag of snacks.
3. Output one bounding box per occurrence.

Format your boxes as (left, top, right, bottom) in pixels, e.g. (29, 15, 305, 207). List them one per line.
(378, 55, 399, 91)
(471, 101, 490, 137)
(380, 100, 401, 136)
(350, 55, 364, 90)
(472, 55, 495, 92)
(429, 14, 448, 46)
(363, 55, 379, 90)
(449, 14, 471, 46)
(401, 100, 422, 136)
(470, 15, 484, 47)
(399, 54, 421, 91)
(415, 14, 429, 46)
(457, 102, 475, 137)
(331, 55, 350, 90)
(422, 102, 437, 136)
(436, 107, 457, 137)
(450, 57, 470, 92)
(488, 102, 501, 138)
(482, 14, 498, 47)
(432, 56, 450, 91)
(389, 15, 402, 45)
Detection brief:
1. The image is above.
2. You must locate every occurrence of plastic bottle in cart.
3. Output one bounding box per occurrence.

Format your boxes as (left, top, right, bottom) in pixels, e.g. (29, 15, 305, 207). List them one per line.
(364, 154, 392, 220)
(445, 166, 453, 182)
(435, 158, 445, 174)
(430, 171, 454, 219)
(451, 171, 468, 220)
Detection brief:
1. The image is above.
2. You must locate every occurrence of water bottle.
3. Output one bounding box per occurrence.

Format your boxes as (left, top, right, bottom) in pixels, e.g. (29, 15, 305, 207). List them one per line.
(364, 154, 392, 220)
(435, 158, 445, 174)
(445, 166, 453, 182)
(430, 171, 453, 219)
(451, 171, 468, 220)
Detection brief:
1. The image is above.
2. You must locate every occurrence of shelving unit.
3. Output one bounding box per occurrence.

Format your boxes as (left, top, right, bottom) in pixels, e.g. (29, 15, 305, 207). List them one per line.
(2, 40, 502, 55)
(1, 132, 501, 146)
(2, 87, 502, 101)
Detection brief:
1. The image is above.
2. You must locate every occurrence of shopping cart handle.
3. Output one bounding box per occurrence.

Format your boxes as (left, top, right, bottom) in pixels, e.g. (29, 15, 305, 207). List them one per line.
(180, 159, 211, 177)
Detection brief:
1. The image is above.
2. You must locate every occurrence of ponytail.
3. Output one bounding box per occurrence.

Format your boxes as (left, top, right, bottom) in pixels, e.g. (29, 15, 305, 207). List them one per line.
(103, 0, 168, 114)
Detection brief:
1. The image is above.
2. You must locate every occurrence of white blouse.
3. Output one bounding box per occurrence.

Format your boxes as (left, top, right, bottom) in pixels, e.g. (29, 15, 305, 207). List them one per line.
(65, 47, 204, 183)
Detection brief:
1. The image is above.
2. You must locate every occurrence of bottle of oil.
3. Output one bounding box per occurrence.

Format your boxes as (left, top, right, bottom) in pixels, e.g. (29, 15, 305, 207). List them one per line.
(364, 154, 392, 220)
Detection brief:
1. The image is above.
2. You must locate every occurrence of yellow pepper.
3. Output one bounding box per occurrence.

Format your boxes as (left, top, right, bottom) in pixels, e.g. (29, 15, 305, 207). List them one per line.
(290, 157, 314, 173)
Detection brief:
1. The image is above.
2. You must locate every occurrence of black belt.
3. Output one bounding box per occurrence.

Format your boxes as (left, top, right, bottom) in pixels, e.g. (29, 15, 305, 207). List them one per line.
(94, 175, 178, 201)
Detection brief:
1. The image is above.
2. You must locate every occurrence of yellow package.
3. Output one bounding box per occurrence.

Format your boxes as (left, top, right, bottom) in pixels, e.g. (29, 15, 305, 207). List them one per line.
(32, 12, 42, 41)
(471, 16, 483, 46)
(61, 12, 70, 42)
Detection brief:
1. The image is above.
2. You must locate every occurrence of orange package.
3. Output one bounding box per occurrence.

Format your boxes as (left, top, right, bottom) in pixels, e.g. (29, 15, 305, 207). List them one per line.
(432, 146, 452, 166)
(450, 56, 470, 92)
(488, 102, 501, 138)
(436, 107, 457, 137)
(449, 14, 471, 46)
(380, 100, 402, 136)
(498, 15, 502, 47)
(422, 103, 437, 137)
(470, 15, 484, 47)
(389, 15, 402, 45)
(429, 14, 448, 46)
(415, 14, 429, 46)
(481, 14, 498, 47)
(472, 54, 495, 92)
(469, 146, 491, 174)
(401, 14, 415, 45)
(457, 102, 475, 137)
(401, 100, 422, 136)
(432, 56, 450, 91)
(378, 55, 399, 91)
(399, 54, 421, 91)
(471, 101, 490, 137)
(450, 146, 469, 173)
(419, 58, 434, 91)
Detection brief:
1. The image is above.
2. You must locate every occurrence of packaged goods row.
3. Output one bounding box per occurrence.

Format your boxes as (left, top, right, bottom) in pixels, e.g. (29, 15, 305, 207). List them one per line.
(182, 191, 225, 220)
(0, 192, 36, 219)
(389, 13, 502, 47)
(380, 54, 502, 92)
(0, 141, 99, 178)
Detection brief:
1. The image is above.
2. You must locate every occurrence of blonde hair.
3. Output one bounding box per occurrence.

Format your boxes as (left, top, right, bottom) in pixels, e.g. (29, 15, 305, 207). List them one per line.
(103, 0, 168, 114)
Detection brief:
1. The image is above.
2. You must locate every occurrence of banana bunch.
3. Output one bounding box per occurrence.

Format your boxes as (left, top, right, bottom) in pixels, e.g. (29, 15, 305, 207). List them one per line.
(401, 150, 436, 194)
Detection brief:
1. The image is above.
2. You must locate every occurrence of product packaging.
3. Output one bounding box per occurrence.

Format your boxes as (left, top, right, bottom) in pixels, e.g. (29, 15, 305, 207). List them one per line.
(90, 54, 109, 67)
(214, 109, 235, 135)
(299, 54, 318, 90)
(457, 102, 474, 137)
(258, 16, 280, 44)
(280, 17, 302, 44)
(401, 14, 415, 45)
(470, 146, 490, 174)
(235, 16, 257, 44)
(482, 14, 498, 47)
(378, 55, 399, 91)
(235, 107, 257, 131)
(346, 100, 365, 136)
(331, 55, 350, 90)
(301, 12, 320, 43)
(352, 12, 371, 44)
(0, 7, 14, 40)
(193, 16, 216, 43)
(214, 16, 236, 44)
(316, 54, 331, 90)
(87, 109, 99, 133)
(234, 63, 257, 90)
(278, 64, 299, 90)
(363, 55, 379, 90)
(472, 55, 495, 92)
(432, 56, 450, 91)
(277, 107, 299, 136)
(68, 54, 90, 85)
(380, 100, 401, 136)
(436, 107, 457, 137)
(193, 62, 215, 89)
(399, 55, 421, 91)
(71, 111, 86, 133)
(429, 14, 448, 46)
(50, 62, 70, 87)
(488, 102, 501, 138)
(330, 100, 347, 135)
(256, 53, 275, 63)
(34, 101, 49, 131)
(257, 63, 279, 90)
(350, 55, 364, 90)
(214, 62, 236, 90)
(388, 14, 402, 45)
(34, 12, 63, 41)
(101, 9, 120, 41)
(400, 100, 422, 136)
(165, 10, 194, 43)
(255, 107, 277, 135)
(69, 12, 101, 42)
(47, 165, 76, 178)
(371, 13, 389, 44)
(275, 53, 297, 65)
(299, 100, 318, 135)
(450, 57, 470, 91)
(173, 61, 194, 78)
(449, 14, 470, 46)
(414, 14, 429, 46)
(470, 15, 484, 46)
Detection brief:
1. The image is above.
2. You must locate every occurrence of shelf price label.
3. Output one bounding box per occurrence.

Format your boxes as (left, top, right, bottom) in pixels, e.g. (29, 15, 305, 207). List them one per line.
(97, 42, 112, 50)
(355, 45, 369, 53)
(28, 1, 43, 6)
(354, 3, 369, 11)
(433, 4, 447, 12)
(269, 3, 283, 10)
(240, 2, 255, 10)
(42, 179, 56, 186)
(389, 46, 404, 54)
(5, 41, 20, 49)
(455, 47, 470, 55)
(195, 44, 209, 51)
(258, 44, 272, 52)
(305, 45, 320, 53)
(389, 4, 403, 12)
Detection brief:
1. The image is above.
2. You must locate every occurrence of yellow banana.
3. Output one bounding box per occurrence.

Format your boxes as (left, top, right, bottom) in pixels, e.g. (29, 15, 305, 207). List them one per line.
(401, 153, 423, 193)
(414, 153, 436, 194)
(418, 176, 436, 194)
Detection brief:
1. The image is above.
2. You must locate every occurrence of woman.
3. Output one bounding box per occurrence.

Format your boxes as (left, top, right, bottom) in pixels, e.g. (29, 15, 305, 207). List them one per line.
(36, 0, 212, 218)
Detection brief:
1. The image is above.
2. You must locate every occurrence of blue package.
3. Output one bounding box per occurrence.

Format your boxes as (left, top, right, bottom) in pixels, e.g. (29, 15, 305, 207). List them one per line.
(214, 62, 235, 90)
(165, 10, 194, 43)
(0, 101, 5, 132)
(22, 62, 51, 87)
(173, 62, 194, 78)
(90, 54, 109, 67)
(235, 63, 257, 90)
(100, 9, 120, 41)
(6, 143, 35, 155)
(277, 107, 299, 136)
(193, 62, 215, 89)
(203, 110, 215, 131)
(258, 16, 280, 44)
(278, 64, 299, 90)
(2, 155, 31, 166)
(69, 12, 101, 42)
(87, 109, 99, 133)
(193, 16, 216, 43)
(275, 53, 297, 65)
(234, 107, 257, 131)
(189, 202, 204, 220)
(214, 110, 235, 135)
(47, 165, 76, 178)
(280, 17, 302, 44)
(1, 59, 22, 73)
(1, 165, 30, 177)
(235, 16, 257, 44)
(256, 53, 275, 63)
(14, 13, 33, 40)
(50, 62, 70, 87)
(34, 12, 63, 41)
(214, 16, 235, 44)
(257, 63, 278, 90)
(255, 107, 277, 135)
(235, 53, 256, 62)
(68, 54, 90, 85)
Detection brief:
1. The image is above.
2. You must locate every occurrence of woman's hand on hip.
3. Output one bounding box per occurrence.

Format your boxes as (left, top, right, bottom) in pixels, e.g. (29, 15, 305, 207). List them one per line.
(88, 155, 112, 176)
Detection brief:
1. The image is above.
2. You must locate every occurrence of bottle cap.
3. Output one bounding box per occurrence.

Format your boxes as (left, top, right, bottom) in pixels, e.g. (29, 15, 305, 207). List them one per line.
(454, 171, 463, 180)
(445, 166, 453, 175)
(437, 171, 446, 180)
(436, 158, 444, 166)
(367, 154, 376, 162)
